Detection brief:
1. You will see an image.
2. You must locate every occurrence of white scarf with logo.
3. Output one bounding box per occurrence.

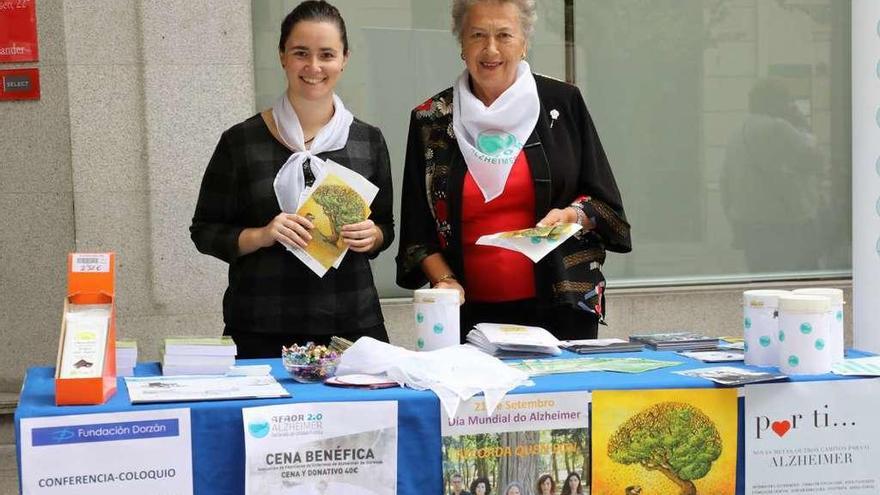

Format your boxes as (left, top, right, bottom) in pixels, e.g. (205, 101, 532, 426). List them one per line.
(452, 61, 540, 202)
(272, 92, 354, 212)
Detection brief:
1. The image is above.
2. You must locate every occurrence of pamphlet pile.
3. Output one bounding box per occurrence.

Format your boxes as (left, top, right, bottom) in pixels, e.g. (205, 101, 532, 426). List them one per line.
(678, 350, 744, 362)
(832, 356, 880, 376)
(116, 339, 137, 377)
(466, 323, 562, 357)
(161, 336, 237, 375)
(561, 338, 644, 354)
(629, 331, 719, 351)
(675, 366, 788, 386)
(511, 356, 680, 376)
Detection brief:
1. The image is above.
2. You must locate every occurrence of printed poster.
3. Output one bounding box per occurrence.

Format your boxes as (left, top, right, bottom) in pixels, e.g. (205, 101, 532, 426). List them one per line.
(19, 408, 193, 494)
(243, 401, 397, 494)
(592, 388, 738, 495)
(441, 391, 591, 495)
(745, 379, 880, 494)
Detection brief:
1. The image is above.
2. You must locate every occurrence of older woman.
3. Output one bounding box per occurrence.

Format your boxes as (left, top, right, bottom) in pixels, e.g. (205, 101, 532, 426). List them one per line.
(396, 0, 630, 340)
(191, 1, 394, 357)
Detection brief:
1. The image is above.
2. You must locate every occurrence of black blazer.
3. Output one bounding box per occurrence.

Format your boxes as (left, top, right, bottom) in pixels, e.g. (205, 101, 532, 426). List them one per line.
(396, 74, 630, 307)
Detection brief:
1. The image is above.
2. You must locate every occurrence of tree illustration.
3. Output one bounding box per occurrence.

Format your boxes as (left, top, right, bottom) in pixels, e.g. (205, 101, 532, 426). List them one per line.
(607, 402, 721, 495)
(311, 183, 367, 244)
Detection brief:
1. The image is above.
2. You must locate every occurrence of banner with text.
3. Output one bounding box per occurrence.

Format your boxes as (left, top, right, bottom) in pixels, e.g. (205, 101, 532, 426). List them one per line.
(745, 379, 880, 494)
(440, 391, 591, 495)
(20, 408, 192, 495)
(243, 401, 397, 495)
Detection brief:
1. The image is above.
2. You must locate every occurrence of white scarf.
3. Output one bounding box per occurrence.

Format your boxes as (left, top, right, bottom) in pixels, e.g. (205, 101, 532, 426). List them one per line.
(452, 61, 540, 202)
(272, 93, 354, 212)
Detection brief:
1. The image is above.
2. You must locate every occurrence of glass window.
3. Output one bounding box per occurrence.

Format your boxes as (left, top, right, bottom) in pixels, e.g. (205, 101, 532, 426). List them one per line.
(253, 0, 852, 295)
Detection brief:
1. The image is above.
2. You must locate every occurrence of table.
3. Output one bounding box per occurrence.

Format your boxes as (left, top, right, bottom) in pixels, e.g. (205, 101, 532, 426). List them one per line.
(15, 350, 866, 494)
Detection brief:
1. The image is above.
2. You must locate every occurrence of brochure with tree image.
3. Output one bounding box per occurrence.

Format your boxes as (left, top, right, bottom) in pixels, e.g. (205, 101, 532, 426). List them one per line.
(510, 357, 680, 376)
(289, 160, 378, 277)
(475, 223, 581, 262)
(675, 366, 789, 386)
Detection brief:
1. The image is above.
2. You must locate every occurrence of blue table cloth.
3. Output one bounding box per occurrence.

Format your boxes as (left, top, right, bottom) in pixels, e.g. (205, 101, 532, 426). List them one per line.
(15, 350, 867, 494)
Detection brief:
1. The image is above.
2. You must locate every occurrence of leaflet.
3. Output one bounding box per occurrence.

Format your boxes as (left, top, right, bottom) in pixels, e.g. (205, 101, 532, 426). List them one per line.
(441, 391, 590, 495)
(288, 159, 379, 277)
(243, 401, 397, 494)
(125, 375, 289, 403)
(475, 223, 581, 262)
(20, 408, 192, 495)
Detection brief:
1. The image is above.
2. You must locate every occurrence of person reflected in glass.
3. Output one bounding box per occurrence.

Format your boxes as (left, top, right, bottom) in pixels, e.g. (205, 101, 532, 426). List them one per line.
(190, 0, 394, 358)
(536, 473, 556, 495)
(396, 0, 631, 341)
(721, 78, 827, 273)
(471, 477, 492, 495)
(560, 472, 583, 495)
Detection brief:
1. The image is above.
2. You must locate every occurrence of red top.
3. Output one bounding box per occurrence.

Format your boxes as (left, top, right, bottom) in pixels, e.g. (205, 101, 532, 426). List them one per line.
(461, 151, 536, 302)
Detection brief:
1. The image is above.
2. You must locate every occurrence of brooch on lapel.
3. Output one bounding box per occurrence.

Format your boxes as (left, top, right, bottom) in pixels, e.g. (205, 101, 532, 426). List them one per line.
(549, 109, 560, 128)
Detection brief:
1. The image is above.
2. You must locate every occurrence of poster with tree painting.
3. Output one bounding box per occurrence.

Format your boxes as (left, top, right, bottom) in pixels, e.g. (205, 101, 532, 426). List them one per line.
(592, 388, 738, 495)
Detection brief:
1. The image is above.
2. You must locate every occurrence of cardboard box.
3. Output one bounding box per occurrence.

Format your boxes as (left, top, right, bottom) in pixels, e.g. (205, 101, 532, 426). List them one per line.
(54, 253, 117, 405)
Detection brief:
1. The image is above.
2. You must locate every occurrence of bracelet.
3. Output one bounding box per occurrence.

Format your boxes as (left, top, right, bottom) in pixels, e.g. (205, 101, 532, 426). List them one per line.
(432, 273, 457, 286)
(569, 203, 587, 226)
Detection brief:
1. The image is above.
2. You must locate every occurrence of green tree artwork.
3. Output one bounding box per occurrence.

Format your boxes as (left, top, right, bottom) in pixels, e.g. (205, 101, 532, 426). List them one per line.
(607, 402, 721, 495)
(311, 183, 367, 244)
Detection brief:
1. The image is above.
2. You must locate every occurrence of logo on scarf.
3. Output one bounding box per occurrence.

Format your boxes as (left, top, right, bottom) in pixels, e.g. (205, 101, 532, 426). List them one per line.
(475, 130, 521, 164)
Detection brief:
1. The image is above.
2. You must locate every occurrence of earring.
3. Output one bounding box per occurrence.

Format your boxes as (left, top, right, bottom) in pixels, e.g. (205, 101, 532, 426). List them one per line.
(521, 53, 526, 60)
(460, 53, 465, 60)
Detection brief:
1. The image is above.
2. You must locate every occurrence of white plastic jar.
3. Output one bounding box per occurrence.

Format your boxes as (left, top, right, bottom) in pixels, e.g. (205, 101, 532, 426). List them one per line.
(792, 288, 844, 363)
(777, 295, 832, 375)
(743, 290, 791, 367)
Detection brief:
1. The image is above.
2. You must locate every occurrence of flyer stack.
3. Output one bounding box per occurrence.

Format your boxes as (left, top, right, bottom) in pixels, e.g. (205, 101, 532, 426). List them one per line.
(161, 336, 237, 375)
(116, 340, 138, 377)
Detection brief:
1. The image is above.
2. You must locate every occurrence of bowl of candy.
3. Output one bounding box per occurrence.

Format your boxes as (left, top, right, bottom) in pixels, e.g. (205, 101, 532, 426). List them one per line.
(282, 343, 339, 383)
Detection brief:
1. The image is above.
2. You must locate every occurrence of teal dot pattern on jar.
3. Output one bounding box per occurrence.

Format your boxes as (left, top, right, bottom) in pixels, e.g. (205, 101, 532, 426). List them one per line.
(744, 317, 752, 330)
(815, 338, 826, 351)
(433, 323, 444, 334)
(800, 322, 812, 335)
(876, 106, 880, 128)
(759, 336, 771, 347)
(876, 236, 880, 256)
(779, 330, 785, 342)
(417, 338, 425, 349)
(876, 196, 880, 217)
(788, 355, 800, 367)
(416, 312, 424, 324)
(744, 342, 749, 352)
(876, 155, 880, 177)
(836, 310, 843, 322)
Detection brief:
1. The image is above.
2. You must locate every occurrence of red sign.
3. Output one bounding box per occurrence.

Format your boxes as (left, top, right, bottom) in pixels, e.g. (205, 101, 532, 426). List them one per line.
(0, 0, 38, 63)
(0, 67, 39, 100)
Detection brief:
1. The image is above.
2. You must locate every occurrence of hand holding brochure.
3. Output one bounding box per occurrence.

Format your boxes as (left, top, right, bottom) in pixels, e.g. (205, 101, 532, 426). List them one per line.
(475, 223, 581, 262)
(287, 159, 379, 277)
(467, 323, 562, 356)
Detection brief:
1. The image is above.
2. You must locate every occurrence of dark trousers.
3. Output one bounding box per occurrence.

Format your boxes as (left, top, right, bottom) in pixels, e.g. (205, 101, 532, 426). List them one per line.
(460, 298, 598, 343)
(225, 324, 389, 359)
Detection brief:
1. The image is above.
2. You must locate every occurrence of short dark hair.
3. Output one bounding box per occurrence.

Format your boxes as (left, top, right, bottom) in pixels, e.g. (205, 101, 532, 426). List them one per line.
(471, 477, 492, 494)
(278, 0, 349, 54)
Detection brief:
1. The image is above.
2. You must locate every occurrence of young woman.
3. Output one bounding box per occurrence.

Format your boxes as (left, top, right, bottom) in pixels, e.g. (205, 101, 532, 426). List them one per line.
(191, 1, 394, 358)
